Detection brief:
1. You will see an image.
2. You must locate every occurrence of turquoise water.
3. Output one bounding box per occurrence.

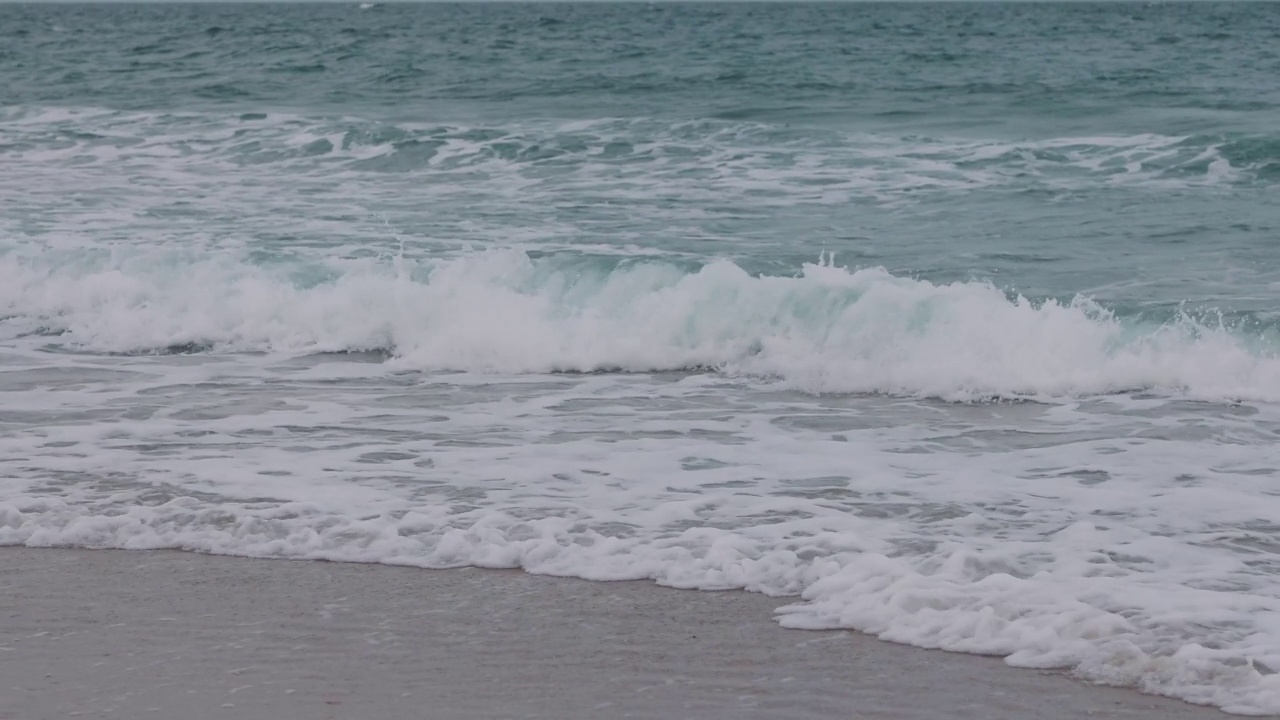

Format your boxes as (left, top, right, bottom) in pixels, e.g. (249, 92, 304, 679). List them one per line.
(2, 3, 1280, 713)
(4, 2, 1278, 313)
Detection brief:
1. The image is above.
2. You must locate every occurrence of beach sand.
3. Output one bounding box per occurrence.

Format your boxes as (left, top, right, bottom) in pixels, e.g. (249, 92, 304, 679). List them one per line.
(0, 547, 1237, 720)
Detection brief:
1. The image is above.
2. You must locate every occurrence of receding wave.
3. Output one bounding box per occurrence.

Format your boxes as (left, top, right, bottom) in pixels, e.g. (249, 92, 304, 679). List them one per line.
(2, 249, 1277, 402)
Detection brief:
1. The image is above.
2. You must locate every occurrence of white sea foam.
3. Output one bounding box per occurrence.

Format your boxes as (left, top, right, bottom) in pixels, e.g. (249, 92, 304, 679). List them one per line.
(1, 359, 1279, 713)
(1, 249, 1276, 402)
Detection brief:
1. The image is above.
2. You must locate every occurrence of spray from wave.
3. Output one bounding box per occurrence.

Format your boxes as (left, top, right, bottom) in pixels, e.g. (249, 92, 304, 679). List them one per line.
(2, 248, 1277, 402)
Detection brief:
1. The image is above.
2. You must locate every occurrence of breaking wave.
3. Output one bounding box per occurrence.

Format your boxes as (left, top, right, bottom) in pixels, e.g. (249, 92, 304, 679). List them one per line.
(3, 248, 1277, 402)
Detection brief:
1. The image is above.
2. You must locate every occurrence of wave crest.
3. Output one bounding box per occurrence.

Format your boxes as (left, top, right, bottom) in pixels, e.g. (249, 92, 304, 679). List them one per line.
(2, 249, 1277, 402)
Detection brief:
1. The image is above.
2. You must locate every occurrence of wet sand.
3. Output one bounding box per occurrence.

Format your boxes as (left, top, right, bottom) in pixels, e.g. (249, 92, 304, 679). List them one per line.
(0, 547, 1239, 720)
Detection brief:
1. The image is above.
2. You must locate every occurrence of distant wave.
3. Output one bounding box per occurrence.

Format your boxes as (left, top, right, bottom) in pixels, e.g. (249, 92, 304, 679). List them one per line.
(0, 107, 1271, 195)
(3, 249, 1277, 403)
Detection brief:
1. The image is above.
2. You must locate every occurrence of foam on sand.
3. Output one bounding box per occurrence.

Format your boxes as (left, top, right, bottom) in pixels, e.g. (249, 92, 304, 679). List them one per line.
(0, 547, 1238, 720)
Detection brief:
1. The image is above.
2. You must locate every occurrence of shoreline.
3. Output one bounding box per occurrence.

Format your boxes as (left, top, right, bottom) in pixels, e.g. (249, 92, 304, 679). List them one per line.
(1, 547, 1241, 720)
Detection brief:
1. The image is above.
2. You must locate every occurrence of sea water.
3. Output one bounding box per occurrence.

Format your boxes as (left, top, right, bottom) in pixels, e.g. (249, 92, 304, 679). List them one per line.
(1, 2, 1279, 713)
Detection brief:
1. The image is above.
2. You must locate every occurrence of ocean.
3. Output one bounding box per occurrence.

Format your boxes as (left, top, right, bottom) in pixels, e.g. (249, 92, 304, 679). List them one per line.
(1, 1, 1278, 713)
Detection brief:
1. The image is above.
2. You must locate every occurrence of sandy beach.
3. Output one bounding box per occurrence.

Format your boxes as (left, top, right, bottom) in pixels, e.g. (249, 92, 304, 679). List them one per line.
(0, 547, 1241, 720)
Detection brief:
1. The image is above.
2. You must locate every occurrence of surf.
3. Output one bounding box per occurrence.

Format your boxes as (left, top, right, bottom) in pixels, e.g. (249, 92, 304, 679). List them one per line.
(2, 248, 1277, 403)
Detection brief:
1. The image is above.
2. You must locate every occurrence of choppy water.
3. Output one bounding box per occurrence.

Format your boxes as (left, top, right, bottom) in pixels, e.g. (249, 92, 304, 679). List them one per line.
(2, 2, 1280, 713)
